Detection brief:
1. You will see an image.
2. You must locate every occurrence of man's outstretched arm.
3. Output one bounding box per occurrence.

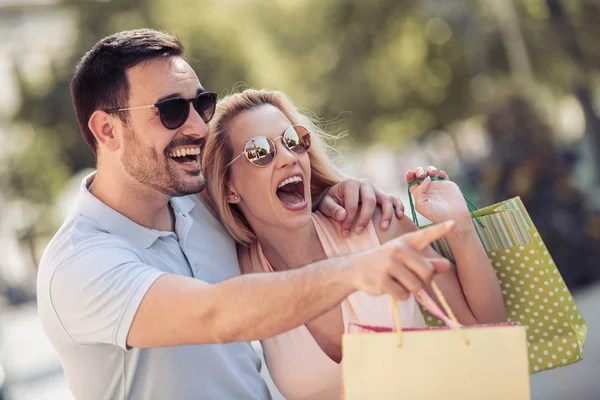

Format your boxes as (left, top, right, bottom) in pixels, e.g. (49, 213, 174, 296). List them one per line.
(126, 221, 455, 347)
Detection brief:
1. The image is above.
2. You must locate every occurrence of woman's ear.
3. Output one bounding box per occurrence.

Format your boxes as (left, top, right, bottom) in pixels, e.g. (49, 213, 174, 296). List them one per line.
(88, 110, 121, 152)
(226, 185, 241, 204)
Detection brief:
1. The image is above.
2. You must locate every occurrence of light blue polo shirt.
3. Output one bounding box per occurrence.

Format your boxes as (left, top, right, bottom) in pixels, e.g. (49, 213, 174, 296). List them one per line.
(37, 173, 271, 400)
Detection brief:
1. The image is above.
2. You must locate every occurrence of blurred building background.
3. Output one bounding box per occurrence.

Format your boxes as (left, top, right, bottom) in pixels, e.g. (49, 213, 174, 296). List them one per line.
(0, 0, 599, 399)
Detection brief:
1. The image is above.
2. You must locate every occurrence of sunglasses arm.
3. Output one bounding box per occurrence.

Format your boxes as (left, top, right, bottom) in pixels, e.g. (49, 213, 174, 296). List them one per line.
(113, 105, 156, 112)
(225, 153, 244, 168)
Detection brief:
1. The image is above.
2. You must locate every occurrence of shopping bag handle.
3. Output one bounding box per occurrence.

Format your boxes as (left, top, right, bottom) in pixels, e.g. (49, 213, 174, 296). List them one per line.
(408, 177, 485, 228)
(391, 281, 470, 347)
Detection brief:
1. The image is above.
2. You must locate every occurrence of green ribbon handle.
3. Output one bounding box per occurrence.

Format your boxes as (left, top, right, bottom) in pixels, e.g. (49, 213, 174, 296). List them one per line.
(407, 176, 485, 228)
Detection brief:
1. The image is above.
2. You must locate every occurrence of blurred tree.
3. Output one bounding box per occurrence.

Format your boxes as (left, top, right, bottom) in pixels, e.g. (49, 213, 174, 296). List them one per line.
(6, 0, 597, 205)
(545, 0, 600, 180)
(481, 93, 600, 287)
(0, 0, 158, 268)
(2, 0, 154, 204)
(2, 0, 599, 288)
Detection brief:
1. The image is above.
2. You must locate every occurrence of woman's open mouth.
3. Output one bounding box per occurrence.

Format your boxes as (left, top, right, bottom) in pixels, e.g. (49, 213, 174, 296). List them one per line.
(276, 175, 307, 210)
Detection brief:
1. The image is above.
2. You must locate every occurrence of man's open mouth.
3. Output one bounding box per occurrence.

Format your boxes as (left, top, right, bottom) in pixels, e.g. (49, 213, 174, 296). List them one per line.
(168, 147, 201, 165)
(276, 175, 306, 207)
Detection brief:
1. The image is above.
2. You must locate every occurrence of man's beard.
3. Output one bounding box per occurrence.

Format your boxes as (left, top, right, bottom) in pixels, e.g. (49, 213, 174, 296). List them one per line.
(121, 127, 206, 197)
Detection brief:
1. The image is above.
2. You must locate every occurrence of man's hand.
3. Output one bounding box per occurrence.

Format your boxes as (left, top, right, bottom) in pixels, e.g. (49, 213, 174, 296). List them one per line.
(350, 220, 456, 300)
(318, 178, 404, 237)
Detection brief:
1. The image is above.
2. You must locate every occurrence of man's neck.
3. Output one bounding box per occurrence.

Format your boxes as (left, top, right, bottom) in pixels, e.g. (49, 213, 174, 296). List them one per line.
(89, 170, 175, 232)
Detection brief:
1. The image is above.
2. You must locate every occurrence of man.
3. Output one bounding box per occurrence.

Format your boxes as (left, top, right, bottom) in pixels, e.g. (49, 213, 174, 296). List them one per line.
(37, 29, 454, 399)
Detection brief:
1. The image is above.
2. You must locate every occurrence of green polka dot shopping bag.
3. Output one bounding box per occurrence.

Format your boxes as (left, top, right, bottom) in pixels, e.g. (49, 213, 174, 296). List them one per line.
(409, 181, 587, 374)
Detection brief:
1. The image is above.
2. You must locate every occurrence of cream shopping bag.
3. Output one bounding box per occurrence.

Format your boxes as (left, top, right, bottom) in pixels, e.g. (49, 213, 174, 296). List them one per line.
(342, 284, 531, 400)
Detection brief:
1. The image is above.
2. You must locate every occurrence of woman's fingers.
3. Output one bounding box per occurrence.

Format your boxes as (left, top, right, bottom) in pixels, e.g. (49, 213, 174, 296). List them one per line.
(406, 170, 419, 184)
(419, 176, 432, 194)
(415, 167, 425, 179)
(407, 165, 445, 184)
(426, 166, 438, 177)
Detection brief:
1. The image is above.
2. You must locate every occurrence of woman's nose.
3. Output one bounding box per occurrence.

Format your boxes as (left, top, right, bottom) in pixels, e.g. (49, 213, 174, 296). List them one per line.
(274, 138, 297, 168)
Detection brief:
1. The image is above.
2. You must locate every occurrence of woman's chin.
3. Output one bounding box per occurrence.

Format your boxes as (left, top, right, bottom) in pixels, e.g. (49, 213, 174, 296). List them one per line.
(277, 205, 313, 229)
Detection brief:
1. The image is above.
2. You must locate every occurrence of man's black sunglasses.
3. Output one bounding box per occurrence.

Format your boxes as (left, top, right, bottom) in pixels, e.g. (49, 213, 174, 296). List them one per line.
(106, 91, 218, 130)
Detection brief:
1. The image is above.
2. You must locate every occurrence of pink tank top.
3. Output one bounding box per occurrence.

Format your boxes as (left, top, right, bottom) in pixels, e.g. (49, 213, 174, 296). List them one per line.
(239, 212, 426, 400)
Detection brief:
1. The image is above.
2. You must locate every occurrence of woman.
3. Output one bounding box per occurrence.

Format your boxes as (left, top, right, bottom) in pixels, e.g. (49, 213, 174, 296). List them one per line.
(202, 89, 506, 400)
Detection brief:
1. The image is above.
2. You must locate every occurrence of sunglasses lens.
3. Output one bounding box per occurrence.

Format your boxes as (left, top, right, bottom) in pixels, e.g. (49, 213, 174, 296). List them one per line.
(158, 98, 189, 129)
(284, 126, 311, 153)
(245, 137, 275, 166)
(193, 92, 217, 123)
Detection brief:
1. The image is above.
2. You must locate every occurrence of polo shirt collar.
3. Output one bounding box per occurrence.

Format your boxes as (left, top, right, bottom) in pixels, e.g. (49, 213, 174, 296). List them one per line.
(75, 172, 196, 249)
(170, 194, 197, 216)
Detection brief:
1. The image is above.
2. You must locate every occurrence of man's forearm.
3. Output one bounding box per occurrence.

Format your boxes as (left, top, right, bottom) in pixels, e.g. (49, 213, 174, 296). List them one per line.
(203, 255, 356, 343)
(129, 254, 360, 348)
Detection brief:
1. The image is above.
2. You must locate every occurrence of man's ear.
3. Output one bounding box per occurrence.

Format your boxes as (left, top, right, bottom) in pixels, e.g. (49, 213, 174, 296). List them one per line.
(226, 185, 241, 204)
(88, 110, 121, 152)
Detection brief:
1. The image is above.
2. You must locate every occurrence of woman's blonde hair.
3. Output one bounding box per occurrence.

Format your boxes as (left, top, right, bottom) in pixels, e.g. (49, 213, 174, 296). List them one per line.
(202, 89, 346, 247)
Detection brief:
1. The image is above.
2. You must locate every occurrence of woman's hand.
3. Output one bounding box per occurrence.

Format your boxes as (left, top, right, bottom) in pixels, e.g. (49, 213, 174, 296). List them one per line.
(406, 167, 507, 324)
(406, 166, 469, 225)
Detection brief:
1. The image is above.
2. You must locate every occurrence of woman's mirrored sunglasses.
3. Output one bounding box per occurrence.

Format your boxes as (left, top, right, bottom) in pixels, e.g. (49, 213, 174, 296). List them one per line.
(227, 125, 312, 167)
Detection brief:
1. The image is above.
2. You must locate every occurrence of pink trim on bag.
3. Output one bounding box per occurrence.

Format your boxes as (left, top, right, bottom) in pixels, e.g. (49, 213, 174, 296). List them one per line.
(413, 289, 457, 327)
(347, 321, 520, 334)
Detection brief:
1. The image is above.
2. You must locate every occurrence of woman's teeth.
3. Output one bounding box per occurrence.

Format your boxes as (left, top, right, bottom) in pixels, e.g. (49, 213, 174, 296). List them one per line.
(276, 175, 306, 208)
(278, 175, 303, 189)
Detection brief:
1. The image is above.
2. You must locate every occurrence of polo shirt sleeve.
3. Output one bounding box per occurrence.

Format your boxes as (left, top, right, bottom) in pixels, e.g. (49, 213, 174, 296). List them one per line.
(49, 235, 165, 350)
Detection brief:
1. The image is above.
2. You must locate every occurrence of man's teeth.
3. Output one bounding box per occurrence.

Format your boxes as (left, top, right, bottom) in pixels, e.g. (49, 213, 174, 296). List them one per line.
(278, 176, 303, 189)
(168, 147, 201, 158)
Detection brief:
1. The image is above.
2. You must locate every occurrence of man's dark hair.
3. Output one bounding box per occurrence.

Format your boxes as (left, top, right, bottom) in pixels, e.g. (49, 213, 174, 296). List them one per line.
(70, 29, 184, 156)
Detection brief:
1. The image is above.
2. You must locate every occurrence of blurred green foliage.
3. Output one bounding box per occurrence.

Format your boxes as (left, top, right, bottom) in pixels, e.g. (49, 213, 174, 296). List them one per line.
(2, 0, 600, 285)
